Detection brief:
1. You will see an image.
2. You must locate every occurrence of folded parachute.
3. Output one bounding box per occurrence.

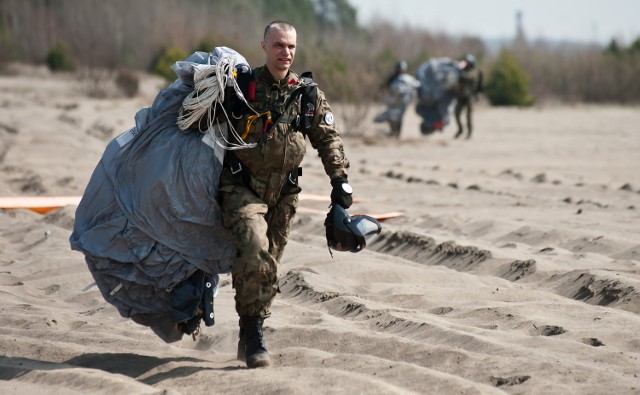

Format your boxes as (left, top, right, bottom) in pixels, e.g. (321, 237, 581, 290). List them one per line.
(374, 73, 420, 124)
(414, 57, 461, 135)
(69, 47, 249, 342)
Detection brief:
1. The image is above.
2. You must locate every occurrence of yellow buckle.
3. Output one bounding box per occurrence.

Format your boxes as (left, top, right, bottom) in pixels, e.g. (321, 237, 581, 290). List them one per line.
(242, 111, 272, 139)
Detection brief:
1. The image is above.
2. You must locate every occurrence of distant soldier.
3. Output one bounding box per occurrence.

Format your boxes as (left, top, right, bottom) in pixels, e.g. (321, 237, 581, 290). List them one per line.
(374, 60, 420, 138)
(454, 54, 483, 139)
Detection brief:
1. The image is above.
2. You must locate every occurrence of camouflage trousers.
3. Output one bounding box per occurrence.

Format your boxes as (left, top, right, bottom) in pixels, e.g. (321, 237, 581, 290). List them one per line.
(220, 174, 300, 318)
(454, 96, 473, 136)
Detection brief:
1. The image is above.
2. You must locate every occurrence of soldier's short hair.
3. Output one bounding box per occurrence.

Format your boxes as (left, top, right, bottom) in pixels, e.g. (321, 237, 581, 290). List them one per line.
(264, 20, 295, 40)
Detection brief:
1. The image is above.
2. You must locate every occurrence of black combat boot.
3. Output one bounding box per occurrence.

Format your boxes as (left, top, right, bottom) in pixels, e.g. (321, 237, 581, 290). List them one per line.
(238, 315, 271, 368)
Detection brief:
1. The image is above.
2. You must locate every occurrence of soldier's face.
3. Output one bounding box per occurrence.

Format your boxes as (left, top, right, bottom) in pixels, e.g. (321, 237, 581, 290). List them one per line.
(261, 27, 297, 76)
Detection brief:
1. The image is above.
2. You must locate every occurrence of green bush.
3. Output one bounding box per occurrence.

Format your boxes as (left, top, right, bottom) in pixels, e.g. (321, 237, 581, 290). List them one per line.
(45, 43, 75, 72)
(195, 38, 215, 54)
(151, 46, 187, 82)
(194, 32, 232, 53)
(485, 48, 534, 106)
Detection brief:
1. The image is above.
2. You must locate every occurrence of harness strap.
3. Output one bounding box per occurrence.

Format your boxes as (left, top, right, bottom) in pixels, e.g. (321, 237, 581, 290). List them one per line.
(225, 151, 302, 187)
(235, 70, 318, 135)
(225, 151, 252, 186)
(276, 72, 318, 133)
(231, 70, 254, 117)
(288, 166, 302, 186)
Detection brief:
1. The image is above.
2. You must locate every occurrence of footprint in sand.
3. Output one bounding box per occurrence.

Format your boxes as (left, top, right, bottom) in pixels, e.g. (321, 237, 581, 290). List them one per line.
(41, 284, 61, 295)
(581, 337, 605, 347)
(86, 119, 115, 140)
(0, 122, 19, 135)
(10, 173, 48, 194)
(533, 324, 566, 336)
(499, 168, 523, 180)
(490, 375, 531, 387)
(430, 306, 454, 315)
(530, 173, 547, 183)
(619, 183, 634, 192)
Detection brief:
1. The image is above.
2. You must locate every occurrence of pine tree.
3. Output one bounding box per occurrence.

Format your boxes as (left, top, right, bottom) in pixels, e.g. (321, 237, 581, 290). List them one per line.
(485, 48, 534, 106)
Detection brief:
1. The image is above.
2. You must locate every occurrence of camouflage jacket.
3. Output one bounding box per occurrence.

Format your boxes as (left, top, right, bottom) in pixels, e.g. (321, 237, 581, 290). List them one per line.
(221, 66, 350, 206)
(458, 68, 482, 99)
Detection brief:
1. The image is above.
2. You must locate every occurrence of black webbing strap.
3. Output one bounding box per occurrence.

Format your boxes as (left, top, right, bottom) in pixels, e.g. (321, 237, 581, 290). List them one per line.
(231, 69, 254, 118)
(225, 151, 252, 186)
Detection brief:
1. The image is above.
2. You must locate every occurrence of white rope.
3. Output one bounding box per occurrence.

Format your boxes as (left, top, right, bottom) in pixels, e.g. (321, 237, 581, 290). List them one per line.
(177, 57, 258, 150)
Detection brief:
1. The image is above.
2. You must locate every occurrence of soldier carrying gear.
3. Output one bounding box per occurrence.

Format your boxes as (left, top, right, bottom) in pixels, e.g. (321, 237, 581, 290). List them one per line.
(218, 20, 352, 369)
(374, 60, 420, 138)
(454, 54, 483, 140)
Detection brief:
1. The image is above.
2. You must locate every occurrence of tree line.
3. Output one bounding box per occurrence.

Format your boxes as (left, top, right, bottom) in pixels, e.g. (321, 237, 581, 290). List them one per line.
(1, 0, 639, 105)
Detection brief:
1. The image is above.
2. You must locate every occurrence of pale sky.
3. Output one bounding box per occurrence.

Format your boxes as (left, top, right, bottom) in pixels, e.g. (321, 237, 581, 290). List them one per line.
(347, 0, 639, 45)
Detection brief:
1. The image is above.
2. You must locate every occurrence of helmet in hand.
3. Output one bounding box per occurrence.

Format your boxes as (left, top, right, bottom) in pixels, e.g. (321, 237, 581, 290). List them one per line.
(325, 205, 382, 253)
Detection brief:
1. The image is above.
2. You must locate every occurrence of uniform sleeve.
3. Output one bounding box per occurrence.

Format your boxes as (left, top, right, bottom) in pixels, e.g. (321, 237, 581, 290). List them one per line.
(305, 88, 350, 180)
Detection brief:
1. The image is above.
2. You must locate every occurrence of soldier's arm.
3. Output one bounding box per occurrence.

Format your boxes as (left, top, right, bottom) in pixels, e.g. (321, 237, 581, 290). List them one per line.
(304, 88, 350, 180)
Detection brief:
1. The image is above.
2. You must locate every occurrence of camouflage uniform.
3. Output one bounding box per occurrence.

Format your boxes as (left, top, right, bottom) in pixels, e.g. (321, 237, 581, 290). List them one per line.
(219, 65, 349, 318)
(454, 67, 482, 139)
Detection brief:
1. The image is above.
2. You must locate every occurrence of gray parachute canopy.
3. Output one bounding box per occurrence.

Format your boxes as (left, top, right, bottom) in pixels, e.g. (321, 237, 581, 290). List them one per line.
(373, 73, 420, 124)
(414, 57, 461, 135)
(69, 47, 247, 342)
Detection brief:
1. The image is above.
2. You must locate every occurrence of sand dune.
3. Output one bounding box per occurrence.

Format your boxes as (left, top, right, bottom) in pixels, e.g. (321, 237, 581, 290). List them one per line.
(1, 68, 639, 394)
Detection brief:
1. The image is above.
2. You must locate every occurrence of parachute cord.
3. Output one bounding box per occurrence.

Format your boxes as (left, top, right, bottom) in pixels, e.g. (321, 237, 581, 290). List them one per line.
(177, 56, 259, 150)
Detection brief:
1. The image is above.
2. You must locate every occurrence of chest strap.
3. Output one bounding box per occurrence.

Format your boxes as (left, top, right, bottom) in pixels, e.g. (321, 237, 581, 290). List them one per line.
(235, 71, 318, 133)
(225, 151, 302, 187)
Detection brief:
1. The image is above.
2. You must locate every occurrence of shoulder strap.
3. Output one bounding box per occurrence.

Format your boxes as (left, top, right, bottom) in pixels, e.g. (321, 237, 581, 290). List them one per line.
(232, 70, 318, 136)
(277, 71, 318, 131)
(298, 72, 318, 131)
(231, 69, 255, 117)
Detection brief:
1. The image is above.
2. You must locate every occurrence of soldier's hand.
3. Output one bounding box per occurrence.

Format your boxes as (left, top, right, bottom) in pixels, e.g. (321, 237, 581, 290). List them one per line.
(330, 177, 353, 209)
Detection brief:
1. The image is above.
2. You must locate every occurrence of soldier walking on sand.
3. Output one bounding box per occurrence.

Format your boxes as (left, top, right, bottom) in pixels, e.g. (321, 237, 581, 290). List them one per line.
(218, 20, 354, 368)
(375, 60, 421, 138)
(454, 54, 483, 139)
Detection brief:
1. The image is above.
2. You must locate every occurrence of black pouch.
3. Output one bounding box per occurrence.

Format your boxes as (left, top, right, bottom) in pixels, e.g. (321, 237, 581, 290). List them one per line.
(298, 72, 318, 131)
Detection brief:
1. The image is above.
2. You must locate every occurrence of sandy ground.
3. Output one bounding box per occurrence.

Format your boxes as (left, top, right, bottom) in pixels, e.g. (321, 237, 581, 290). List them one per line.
(0, 67, 639, 394)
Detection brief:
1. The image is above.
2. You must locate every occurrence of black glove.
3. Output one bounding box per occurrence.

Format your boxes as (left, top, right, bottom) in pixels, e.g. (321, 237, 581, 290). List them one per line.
(330, 177, 353, 209)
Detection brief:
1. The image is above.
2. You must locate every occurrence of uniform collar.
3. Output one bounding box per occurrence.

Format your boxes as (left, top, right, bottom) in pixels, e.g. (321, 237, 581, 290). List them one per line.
(256, 66, 298, 89)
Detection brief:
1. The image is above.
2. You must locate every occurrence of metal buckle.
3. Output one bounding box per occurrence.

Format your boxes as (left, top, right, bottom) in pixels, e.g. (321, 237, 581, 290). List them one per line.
(230, 162, 242, 175)
(242, 111, 271, 139)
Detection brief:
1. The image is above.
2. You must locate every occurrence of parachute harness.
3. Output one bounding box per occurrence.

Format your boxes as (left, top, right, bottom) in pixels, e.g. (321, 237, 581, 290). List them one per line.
(177, 56, 260, 151)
